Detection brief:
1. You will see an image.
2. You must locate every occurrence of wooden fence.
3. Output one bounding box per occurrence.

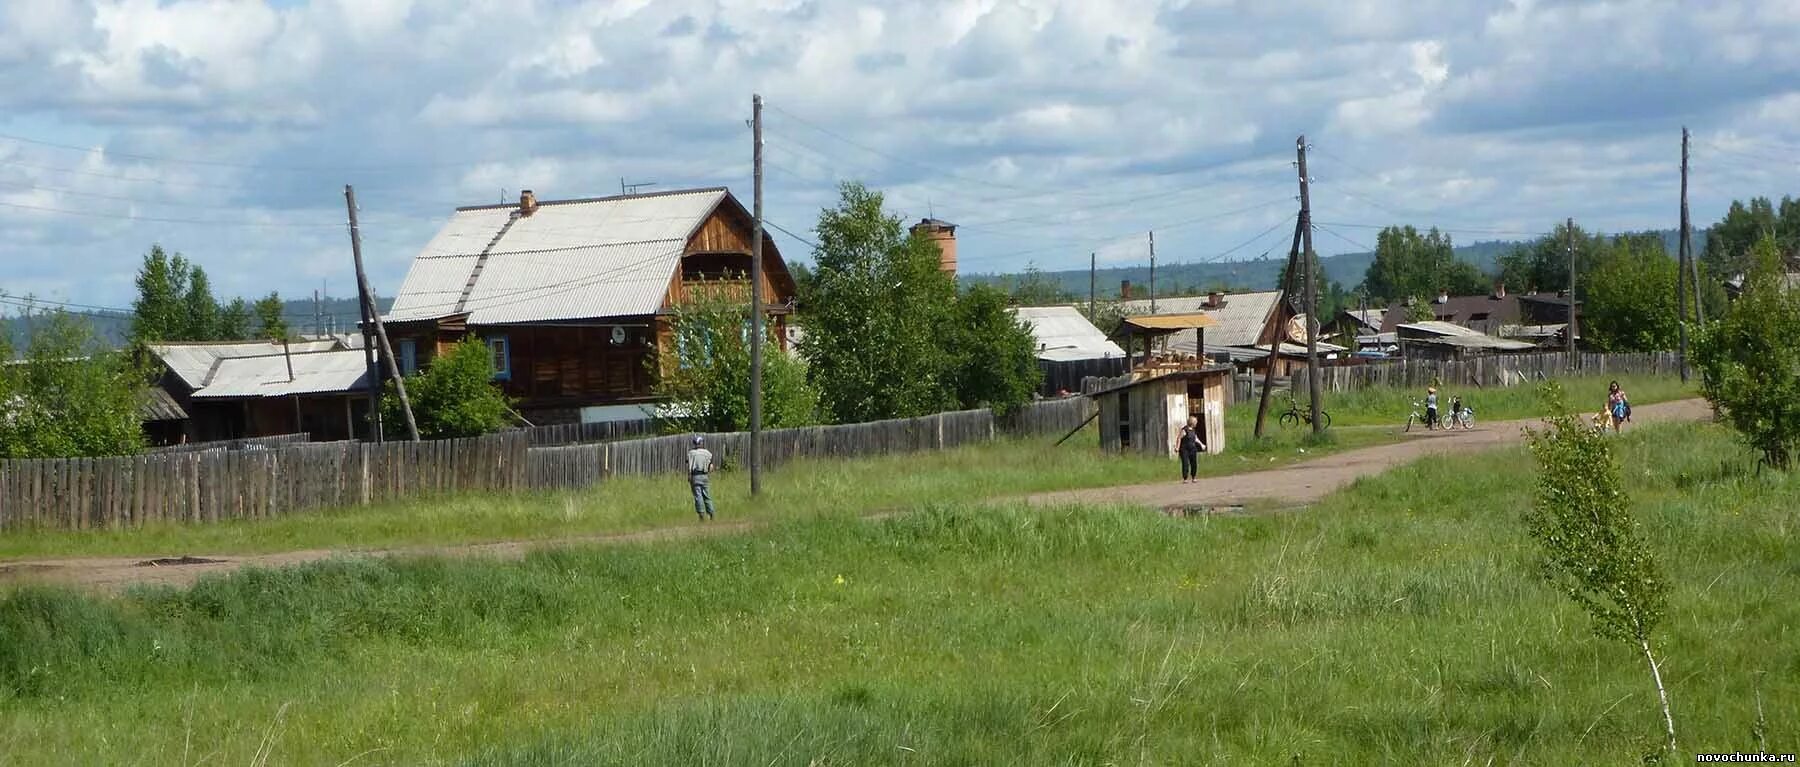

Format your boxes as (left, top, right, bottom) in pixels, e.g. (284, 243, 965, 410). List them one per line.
(514, 418, 657, 447)
(1291, 351, 1685, 393)
(0, 433, 528, 531)
(2, 399, 1095, 531)
(147, 433, 312, 455)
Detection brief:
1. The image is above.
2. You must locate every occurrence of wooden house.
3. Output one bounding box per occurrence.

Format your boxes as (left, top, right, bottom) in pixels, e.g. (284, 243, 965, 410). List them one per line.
(1090, 365, 1231, 458)
(382, 188, 798, 426)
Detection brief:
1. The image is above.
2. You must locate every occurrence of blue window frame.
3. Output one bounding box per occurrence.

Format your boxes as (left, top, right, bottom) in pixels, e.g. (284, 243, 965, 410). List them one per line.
(397, 339, 418, 376)
(486, 335, 511, 380)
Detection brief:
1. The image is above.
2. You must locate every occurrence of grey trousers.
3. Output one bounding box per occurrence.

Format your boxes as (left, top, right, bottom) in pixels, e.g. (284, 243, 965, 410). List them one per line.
(691, 477, 715, 518)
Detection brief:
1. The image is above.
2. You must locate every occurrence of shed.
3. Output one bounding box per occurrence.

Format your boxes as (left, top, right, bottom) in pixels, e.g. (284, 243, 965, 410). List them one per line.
(1089, 365, 1232, 458)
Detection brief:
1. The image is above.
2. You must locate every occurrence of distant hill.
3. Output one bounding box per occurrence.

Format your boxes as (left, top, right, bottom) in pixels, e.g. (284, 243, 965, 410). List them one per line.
(3, 295, 394, 354)
(965, 228, 1696, 299)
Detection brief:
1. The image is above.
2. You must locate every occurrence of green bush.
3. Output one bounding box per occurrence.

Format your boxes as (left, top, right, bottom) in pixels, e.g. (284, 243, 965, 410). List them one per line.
(653, 287, 820, 432)
(1692, 235, 1800, 468)
(0, 310, 147, 458)
(384, 337, 514, 439)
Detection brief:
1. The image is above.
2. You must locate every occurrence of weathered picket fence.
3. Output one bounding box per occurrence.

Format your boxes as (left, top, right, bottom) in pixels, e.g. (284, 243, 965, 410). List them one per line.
(514, 418, 657, 447)
(1, 398, 1096, 530)
(1291, 351, 1685, 393)
(147, 433, 312, 455)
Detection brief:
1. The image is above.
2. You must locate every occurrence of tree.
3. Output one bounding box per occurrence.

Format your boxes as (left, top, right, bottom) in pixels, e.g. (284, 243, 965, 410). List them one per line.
(130, 245, 191, 344)
(254, 292, 288, 340)
(384, 337, 513, 439)
(1495, 220, 1605, 296)
(654, 287, 819, 433)
(1693, 235, 1800, 468)
(945, 284, 1039, 415)
(0, 310, 147, 458)
(1358, 226, 1487, 303)
(800, 182, 959, 423)
(1583, 235, 1680, 352)
(1006, 263, 1070, 306)
(182, 266, 221, 341)
(218, 298, 253, 340)
(1703, 196, 1800, 280)
(1523, 382, 1676, 756)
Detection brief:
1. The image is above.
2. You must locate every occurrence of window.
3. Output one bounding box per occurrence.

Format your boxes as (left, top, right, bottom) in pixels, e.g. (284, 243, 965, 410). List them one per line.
(486, 335, 511, 380)
(397, 339, 418, 376)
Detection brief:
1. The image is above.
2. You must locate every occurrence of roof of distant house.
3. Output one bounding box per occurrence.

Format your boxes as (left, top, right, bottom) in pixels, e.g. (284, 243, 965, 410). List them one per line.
(151, 340, 344, 390)
(1380, 293, 1518, 333)
(1010, 306, 1124, 362)
(139, 387, 188, 422)
(1117, 291, 1281, 347)
(187, 349, 373, 400)
(386, 187, 776, 326)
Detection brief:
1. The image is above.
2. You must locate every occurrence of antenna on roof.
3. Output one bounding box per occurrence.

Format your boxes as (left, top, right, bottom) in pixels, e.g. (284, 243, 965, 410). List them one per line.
(620, 177, 658, 196)
(500, 188, 507, 203)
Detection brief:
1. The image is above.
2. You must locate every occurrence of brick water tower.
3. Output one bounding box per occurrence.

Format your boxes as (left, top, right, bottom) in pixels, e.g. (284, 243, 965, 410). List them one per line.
(911, 218, 958, 275)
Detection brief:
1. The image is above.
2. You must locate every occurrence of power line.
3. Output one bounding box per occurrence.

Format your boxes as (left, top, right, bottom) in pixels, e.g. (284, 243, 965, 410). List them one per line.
(765, 220, 818, 251)
(1310, 222, 1375, 253)
(0, 131, 593, 174)
(0, 198, 346, 228)
(959, 196, 1297, 267)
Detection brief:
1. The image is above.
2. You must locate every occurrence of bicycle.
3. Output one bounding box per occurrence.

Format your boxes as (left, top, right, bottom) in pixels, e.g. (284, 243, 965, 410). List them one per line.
(1278, 396, 1332, 429)
(1405, 401, 1436, 432)
(1445, 405, 1475, 430)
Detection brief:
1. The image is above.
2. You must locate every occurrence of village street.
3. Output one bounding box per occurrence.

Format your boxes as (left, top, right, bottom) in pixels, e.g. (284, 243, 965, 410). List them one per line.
(0, 399, 1711, 593)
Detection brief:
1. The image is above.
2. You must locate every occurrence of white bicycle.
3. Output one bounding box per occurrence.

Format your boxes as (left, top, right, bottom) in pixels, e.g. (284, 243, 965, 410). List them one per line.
(1445, 405, 1474, 430)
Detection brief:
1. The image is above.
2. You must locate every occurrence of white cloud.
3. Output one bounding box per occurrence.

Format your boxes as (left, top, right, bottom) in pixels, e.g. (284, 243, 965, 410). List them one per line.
(1, 0, 1799, 309)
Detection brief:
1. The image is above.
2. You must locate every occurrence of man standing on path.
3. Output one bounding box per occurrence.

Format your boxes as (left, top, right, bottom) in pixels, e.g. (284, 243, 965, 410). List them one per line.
(688, 435, 716, 521)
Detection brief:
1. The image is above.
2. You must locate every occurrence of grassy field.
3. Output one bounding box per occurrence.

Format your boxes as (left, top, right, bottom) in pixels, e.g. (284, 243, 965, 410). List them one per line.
(1239, 372, 1694, 429)
(0, 375, 1692, 561)
(1, 418, 1791, 765)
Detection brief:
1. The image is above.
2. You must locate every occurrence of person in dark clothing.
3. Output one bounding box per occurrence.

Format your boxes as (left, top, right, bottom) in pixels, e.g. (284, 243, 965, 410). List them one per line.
(1178, 416, 1206, 483)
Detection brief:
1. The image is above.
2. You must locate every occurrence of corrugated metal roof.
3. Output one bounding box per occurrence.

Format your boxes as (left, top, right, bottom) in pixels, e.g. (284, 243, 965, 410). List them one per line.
(189, 349, 372, 400)
(1398, 321, 1485, 337)
(1408, 334, 1538, 351)
(151, 340, 343, 390)
(1011, 306, 1124, 362)
(139, 387, 188, 422)
(1118, 291, 1279, 347)
(1121, 312, 1218, 332)
(385, 188, 728, 325)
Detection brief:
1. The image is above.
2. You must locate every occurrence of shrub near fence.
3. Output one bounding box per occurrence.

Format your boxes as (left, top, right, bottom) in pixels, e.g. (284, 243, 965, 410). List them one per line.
(2, 398, 1095, 531)
(1291, 352, 1685, 393)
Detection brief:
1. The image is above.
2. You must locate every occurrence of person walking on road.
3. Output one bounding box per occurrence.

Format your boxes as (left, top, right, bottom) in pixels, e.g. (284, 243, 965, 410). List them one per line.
(687, 435, 716, 521)
(1607, 381, 1630, 433)
(1178, 416, 1206, 484)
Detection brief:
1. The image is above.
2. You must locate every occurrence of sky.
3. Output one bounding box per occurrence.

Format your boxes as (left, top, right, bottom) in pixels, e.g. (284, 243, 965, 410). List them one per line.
(2, 0, 1799, 321)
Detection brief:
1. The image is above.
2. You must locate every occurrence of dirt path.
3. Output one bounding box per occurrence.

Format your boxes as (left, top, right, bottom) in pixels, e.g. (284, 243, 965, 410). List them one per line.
(0, 399, 1711, 593)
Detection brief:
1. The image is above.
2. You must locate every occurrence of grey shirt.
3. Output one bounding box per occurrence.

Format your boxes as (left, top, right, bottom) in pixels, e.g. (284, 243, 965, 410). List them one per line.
(687, 448, 713, 481)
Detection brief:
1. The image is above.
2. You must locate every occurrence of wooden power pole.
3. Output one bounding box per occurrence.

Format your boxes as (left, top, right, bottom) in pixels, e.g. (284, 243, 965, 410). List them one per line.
(1254, 216, 1306, 439)
(1679, 127, 1691, 382)
(1296, 135, 1322, 435)
(345, 184, 419, 442)
(1148, 231, 1157, 314)
(749, 94, 765, 496)
(1566, 216, 1577, 368)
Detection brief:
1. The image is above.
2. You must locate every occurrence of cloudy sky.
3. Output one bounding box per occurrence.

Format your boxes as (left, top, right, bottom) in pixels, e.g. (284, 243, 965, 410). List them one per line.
(2, 0, 1798, 320)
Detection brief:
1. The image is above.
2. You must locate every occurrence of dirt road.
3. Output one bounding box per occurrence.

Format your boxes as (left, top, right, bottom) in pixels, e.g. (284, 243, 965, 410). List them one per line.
(0, 399, 1710, 593)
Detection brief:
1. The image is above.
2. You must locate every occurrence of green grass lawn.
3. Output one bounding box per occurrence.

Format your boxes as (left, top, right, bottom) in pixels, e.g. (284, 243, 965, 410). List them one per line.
(0, 419, 1396, 561)
(1239, 372, 1695, 429)
(0, 374, 1692, 561)
(1, 419, 1792, 765)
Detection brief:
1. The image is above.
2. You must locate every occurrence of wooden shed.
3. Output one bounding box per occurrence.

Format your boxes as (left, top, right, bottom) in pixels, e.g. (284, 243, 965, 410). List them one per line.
(1091, 365, 1232, 458)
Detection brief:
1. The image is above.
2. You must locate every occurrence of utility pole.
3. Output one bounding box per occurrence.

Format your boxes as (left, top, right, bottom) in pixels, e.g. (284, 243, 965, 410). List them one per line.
(313, 289, 323, 338)
(1254, 216, 1306, 439)
(749, 94, 765, 496)
(1148, 231, 1157, 314)
(1296, 135, 1322, 435)
(1679, 127, 1691, 382)
(1088, 252, 1097, 320)
(345, 184, 419, 442)
(1566, 216, 1577, 368)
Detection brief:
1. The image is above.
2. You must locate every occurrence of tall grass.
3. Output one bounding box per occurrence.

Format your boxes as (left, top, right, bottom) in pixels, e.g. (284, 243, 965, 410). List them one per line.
(1239, 372, 1694, 429)
(0, 421, 1792, 765)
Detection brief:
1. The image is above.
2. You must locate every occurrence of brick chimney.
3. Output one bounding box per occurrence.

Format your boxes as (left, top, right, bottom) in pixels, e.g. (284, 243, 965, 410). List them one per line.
(1493, 281, 1506, 299)
(1207, 291, 1225, 309)
(1120, 279, 1133, 300)
(519, 189, 539, 217)
(910, 218, 957, 274)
